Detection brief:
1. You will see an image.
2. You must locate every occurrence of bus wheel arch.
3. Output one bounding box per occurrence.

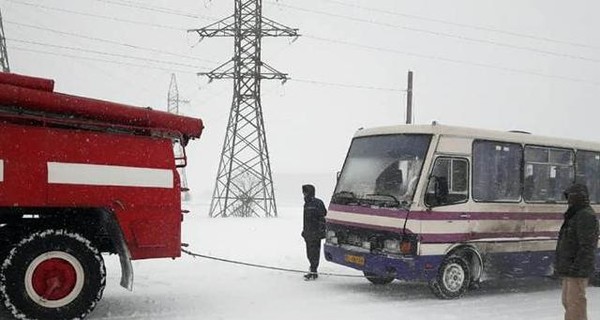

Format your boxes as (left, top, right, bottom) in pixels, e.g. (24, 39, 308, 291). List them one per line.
(447, 245, 483, 285)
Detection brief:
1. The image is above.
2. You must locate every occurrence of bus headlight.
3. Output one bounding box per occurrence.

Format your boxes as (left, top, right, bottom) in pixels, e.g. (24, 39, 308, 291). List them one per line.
(384, 239, 414, 255)
(384, 240, 400, 253)
(362, 241, 371, 250)
(326, 230, 338, 245)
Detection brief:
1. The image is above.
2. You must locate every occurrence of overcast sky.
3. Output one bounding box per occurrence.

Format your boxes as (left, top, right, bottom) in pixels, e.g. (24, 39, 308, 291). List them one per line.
(3, 0, 600, 203)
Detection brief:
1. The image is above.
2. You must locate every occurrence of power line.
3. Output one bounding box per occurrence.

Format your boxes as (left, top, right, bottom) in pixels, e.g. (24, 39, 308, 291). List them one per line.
(92, 0, 215, 20)
(292, 78, 402, 92)
(304, 35, 600, 87)
(10, 46, 193, 74)
(4, 20, 219, 64)
(272, 2, 600, 64)
(320, 0, 600, 51)
(7, 38, 208, 69)
(9, 37, 407, 92)
(4, 0, 186, 31)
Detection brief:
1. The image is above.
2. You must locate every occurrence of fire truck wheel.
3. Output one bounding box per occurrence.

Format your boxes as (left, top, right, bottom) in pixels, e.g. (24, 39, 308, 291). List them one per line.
(0, 229, 106, 320)
(429, 255, 471, 299)
(363, 271, 395, 285)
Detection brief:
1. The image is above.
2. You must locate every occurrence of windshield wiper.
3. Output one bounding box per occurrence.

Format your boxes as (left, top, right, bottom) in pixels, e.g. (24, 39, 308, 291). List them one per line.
(365, 193, 401, 208)
(332, 191, 359, 205)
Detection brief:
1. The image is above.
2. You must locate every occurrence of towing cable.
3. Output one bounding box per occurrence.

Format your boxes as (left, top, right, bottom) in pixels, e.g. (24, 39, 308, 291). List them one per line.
(181, 245, 364, 278)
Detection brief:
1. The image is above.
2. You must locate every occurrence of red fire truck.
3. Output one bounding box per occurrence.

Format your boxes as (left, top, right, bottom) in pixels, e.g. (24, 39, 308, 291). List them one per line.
(0, 72, 204, 319)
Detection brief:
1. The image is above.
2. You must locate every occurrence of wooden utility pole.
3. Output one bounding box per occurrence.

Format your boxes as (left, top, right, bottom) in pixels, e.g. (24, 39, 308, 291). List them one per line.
(406, 70, 413, 124)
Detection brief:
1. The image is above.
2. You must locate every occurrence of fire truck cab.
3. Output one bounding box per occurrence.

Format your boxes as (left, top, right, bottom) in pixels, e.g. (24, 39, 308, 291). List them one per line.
(0, 73, 203, 319)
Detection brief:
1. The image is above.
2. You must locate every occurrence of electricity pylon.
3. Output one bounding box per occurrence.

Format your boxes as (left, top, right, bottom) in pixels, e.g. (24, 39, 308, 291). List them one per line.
(167, 73, 191, 201)
(0, 9, 10, 72)
(189, 0, 298, 218)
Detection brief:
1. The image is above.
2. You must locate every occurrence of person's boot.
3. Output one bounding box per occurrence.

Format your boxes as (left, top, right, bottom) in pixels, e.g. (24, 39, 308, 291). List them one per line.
(303, 272, 318, 281)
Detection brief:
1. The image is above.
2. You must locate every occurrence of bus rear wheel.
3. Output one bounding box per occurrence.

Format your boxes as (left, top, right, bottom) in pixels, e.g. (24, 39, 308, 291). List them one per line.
(0, 229, 106, 320)
(429, 255, 471, 299)
(363, 271, 395, 285)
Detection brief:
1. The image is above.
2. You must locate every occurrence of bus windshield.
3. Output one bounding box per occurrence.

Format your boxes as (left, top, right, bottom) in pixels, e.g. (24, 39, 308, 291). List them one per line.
(333, 134, 431, 208)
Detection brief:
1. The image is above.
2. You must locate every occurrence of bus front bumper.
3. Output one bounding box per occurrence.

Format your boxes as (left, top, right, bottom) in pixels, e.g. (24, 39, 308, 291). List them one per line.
(323, 243, 442, 281)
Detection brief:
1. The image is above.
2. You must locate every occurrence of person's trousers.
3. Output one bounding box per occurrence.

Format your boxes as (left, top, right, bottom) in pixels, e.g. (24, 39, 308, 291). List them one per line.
(305, 239, 322, 273)
(562, 277, 588, 320)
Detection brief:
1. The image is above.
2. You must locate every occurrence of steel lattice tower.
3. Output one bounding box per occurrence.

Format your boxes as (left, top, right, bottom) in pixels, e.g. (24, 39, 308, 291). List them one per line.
(189, 1, 298, 218)
(0, 9, 10, 72)
(167, 73, 191, 201)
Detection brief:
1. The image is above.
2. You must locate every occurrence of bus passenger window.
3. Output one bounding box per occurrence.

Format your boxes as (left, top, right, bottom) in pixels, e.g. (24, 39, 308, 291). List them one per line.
(425, 157, 469, 207)
(523, 146, 573, 203)
(473, 140, 522, 202)
(575, 150, 600, 204)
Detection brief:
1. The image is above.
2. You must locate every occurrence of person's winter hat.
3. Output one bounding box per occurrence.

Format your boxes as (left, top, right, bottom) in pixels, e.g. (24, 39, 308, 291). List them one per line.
(302, 184, 315, 198)
(564, 183, 590, 206)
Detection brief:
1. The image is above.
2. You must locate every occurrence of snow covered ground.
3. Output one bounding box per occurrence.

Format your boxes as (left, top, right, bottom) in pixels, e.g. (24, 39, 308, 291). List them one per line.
(89, 203, 600, 320)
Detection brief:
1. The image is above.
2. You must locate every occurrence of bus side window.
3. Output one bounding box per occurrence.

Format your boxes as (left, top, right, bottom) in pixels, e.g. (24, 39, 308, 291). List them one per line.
(425, 157, 469, 207)
(575, 150, 600, 204)
(473, 140, 522, 202)
(523, 146, 573, 203)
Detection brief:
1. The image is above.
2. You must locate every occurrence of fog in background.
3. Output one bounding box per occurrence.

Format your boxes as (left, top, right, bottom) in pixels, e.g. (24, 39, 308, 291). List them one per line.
(4, 0, 599, 210)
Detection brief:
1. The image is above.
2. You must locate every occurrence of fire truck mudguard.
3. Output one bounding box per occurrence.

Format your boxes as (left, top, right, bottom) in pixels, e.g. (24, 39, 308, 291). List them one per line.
(99, 208, 134, 291)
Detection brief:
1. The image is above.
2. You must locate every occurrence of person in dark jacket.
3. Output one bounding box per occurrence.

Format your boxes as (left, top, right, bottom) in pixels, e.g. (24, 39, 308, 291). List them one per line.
(555, 183, 599, 320)
(301, 184, 327, 280)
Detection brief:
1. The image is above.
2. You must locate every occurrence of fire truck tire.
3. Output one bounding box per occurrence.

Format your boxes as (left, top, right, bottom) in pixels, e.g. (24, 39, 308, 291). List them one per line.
(429, 255, 471, 299)
(363, 271, 395, 285)
(0, 229, 106, 320)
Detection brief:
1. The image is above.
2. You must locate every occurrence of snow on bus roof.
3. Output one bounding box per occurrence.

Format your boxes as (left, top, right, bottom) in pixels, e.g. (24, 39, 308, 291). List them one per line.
(353, 123, 600, 151)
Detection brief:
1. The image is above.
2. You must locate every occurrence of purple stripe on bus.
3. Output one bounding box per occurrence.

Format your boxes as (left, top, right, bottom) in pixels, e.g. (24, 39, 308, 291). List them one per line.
(326, 218, 414, 234)
(420, 231, 558, 243)
(327, 220, 558, 242)
(328, 204, 408, 218)
(328, 204, 565, 221)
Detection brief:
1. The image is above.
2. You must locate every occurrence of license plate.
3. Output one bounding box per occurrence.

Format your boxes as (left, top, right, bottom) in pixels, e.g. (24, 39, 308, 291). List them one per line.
(344, 254, 365, 266)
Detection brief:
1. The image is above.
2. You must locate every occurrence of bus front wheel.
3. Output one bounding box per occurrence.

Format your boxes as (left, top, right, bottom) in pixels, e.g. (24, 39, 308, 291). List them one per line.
(429, 255, 471, 299)
(363, 271, 395, 285)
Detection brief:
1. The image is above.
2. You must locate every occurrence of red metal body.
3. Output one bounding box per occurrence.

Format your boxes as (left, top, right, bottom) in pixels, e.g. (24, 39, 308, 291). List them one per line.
(0, 73, 204, 260)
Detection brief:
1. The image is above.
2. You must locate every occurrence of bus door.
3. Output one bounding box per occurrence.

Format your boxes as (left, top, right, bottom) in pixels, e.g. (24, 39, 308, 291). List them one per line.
(424, 156, 471, 241)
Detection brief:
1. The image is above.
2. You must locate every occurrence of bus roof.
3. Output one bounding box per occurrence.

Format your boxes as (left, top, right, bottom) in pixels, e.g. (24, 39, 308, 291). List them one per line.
(354, 123, 600, 151)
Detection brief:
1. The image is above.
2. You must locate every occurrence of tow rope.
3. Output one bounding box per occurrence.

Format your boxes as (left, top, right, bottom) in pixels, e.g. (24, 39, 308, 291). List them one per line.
(181, 247, 364, 278)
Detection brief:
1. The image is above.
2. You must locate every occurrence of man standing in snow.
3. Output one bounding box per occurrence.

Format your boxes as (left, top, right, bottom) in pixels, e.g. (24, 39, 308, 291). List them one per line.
(555, 183, 599, 320)
(301, 184, 327, 281)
